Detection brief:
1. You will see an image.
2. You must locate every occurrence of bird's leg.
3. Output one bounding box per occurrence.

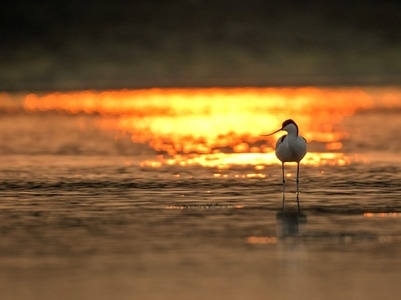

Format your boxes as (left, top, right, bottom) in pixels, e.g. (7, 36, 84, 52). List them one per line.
(296, 162, 300, 213)
(281, 163, 285, 213)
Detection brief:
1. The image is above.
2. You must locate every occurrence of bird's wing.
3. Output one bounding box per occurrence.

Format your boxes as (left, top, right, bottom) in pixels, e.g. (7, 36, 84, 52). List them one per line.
(276, 135, 287, 148)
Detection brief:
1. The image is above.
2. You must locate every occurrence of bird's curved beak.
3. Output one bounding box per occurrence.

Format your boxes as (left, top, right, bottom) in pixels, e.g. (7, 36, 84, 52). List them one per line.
(261, 128, 282, 137)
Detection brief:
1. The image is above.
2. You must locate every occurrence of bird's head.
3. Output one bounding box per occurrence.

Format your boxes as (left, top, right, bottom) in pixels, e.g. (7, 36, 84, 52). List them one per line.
(262, 119, 299, 137)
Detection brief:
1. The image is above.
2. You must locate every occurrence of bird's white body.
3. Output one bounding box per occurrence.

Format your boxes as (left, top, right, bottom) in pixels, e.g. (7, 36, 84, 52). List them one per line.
(263, 119, 307, 212)
(275, 122, 307, 163)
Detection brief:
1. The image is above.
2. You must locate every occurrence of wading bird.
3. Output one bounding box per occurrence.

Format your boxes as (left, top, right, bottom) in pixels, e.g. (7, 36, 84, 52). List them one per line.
(263, 119, 307, 211)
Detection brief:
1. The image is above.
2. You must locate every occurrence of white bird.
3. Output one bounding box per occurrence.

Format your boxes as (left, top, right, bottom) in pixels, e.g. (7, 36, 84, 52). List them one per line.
(263, 119, 307, 211)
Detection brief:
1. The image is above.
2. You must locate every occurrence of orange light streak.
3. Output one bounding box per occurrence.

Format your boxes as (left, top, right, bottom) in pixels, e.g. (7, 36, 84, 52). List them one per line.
(21, 87, 401, 168)
(138, 152, 355, 169)
(247, 236, 277, 244)
(363, 212, 401, 218)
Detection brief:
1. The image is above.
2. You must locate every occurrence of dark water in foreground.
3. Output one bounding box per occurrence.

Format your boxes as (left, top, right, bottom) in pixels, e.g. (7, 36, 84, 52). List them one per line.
(1, 103, 401, 299)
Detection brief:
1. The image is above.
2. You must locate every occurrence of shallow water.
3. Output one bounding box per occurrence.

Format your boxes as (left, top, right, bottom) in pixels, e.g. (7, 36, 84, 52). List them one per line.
(1, 89, 401, 300)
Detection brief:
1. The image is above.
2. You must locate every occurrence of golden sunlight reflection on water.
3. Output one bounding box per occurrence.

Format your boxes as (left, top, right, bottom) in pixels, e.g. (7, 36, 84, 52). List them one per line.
(21, 87, 401, 168)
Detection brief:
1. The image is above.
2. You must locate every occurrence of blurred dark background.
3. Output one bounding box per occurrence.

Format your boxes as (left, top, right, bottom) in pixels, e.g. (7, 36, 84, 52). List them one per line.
(1, 0, 401, 91)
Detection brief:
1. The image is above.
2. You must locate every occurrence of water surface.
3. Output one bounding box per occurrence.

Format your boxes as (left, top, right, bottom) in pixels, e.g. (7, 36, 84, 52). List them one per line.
(1, 87, 401, 300)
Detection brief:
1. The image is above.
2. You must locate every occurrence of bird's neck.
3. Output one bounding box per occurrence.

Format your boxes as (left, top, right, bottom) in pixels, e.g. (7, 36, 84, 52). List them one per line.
(287, 129, 298, 138)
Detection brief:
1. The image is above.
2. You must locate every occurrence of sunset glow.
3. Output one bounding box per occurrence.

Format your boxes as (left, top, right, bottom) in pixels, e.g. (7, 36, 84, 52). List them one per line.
(22, 87, 400, 168)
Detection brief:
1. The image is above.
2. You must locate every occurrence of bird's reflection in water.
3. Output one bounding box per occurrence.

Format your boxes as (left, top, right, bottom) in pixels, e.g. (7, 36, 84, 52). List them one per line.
(276, 207, 307, 239)
(275, 202, 309, 297)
